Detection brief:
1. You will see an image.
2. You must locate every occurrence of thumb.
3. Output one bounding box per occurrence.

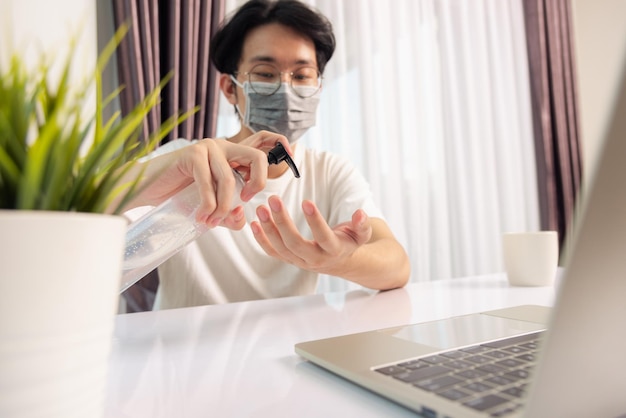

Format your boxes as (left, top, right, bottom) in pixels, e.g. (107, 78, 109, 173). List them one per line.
(351, 209, 372, 245)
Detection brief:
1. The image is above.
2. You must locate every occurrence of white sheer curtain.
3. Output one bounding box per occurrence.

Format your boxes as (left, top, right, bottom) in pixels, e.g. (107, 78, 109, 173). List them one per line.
(217, 0, 539, 292)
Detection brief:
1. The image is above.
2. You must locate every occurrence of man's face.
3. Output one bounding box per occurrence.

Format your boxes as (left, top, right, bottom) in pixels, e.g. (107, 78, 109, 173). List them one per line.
(230, 23, 319, 140)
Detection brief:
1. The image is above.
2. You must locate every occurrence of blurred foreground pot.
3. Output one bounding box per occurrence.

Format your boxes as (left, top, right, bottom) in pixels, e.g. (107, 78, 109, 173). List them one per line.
(0, 211, 126, 418)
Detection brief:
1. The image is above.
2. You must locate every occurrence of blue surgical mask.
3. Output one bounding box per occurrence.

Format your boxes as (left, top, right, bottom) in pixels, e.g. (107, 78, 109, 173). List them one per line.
(231, 77, 320, 143)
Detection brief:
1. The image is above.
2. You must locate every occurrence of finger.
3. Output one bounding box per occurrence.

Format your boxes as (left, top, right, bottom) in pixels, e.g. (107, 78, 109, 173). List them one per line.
(221, 141, 268, 201)
(301, 200, 338, 253)
(349, 209, 373, 245)
(239, 130, 293, 155)
(189, 143, 220, 224)
(205, 141, 237, 226)
(250, 219, 281, 258)
(221, 206, 246, 230)
(267, 196, 307, 247)
(256, 202, 306, 264)
(266, 196, 316, 259)
(255, 205, 284, 256)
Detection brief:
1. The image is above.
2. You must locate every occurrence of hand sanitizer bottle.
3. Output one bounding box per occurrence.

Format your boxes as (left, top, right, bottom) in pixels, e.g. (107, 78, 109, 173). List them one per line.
(120, 143, 299, 293)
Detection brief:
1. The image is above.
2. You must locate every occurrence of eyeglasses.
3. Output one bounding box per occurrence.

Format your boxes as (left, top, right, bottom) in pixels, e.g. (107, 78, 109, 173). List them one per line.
(235, 63, 322, 98)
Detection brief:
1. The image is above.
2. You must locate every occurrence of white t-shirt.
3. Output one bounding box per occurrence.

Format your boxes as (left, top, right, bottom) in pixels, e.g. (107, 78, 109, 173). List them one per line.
(152, 139, 382, 309)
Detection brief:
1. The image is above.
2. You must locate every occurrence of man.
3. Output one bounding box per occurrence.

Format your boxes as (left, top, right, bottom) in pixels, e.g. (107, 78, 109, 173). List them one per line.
(154, 0, 410, 308)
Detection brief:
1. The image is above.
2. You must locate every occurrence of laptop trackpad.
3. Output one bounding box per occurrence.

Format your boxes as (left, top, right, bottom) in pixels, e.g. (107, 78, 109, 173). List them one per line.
(380, 312, 546, 350)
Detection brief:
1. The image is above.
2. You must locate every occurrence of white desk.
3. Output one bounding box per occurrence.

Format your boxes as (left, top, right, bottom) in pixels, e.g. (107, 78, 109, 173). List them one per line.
(105, 273, 557, 417)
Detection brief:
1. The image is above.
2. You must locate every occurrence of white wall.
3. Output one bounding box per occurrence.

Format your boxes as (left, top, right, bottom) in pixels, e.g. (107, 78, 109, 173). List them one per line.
(0, 0, 97, 91)
(572, 0, 626, 185)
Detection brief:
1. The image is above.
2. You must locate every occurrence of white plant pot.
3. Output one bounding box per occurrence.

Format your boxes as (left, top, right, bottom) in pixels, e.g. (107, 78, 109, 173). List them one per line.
(0, 211, 126, 418)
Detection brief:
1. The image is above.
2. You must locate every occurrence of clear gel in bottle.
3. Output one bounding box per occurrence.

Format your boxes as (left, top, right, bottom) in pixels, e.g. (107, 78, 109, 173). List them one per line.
(120, 143, 300, 293)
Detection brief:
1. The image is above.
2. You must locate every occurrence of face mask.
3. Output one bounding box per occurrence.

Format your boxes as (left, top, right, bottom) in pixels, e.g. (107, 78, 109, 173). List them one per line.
(231, 77, 320, 143)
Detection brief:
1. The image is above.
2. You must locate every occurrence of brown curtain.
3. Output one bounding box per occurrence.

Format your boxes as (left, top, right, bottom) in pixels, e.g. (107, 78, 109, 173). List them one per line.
(112, 0, 226, 312)
(522, 0, 583, 251)
(112, 0, 225, 143)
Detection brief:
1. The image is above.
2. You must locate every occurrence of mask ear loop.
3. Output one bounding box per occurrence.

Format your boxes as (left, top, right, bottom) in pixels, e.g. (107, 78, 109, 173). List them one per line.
(231, 79, 240, 118)
(230, 75, 255, 132)
(230, 75, 243, 119)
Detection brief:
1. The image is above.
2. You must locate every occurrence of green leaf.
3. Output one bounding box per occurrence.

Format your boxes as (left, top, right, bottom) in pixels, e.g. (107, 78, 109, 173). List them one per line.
(0, 24, 193, 213)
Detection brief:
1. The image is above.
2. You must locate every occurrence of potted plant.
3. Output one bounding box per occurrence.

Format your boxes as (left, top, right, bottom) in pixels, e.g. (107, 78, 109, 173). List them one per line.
(0, 28, 185, 418)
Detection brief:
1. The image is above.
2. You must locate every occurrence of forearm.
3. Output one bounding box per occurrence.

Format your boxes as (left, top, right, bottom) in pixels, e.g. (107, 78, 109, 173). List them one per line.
(106, 151, 184, 214)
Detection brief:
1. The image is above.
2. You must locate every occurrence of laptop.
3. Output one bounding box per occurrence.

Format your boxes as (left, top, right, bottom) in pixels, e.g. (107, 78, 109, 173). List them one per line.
(295, 6, 626, 417)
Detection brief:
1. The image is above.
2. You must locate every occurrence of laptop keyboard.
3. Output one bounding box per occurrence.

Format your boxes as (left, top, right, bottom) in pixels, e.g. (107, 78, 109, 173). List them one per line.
(374, 331, 544, 417)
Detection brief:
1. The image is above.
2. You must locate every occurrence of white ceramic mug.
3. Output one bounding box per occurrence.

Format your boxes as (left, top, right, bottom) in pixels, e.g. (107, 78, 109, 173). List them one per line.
(502, 231, 559, 286)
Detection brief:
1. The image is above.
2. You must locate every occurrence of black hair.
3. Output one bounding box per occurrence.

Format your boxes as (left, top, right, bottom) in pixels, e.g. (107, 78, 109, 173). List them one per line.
(210, 0, 336, 75)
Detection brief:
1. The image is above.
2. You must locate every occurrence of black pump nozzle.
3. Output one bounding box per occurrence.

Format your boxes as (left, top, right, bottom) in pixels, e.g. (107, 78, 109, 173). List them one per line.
(268, 143, 300, 178)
